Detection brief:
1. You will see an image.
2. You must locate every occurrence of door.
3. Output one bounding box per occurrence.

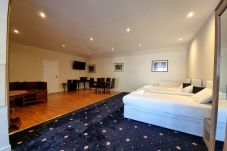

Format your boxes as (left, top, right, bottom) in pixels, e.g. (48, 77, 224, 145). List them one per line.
(43, 59, 59, 93)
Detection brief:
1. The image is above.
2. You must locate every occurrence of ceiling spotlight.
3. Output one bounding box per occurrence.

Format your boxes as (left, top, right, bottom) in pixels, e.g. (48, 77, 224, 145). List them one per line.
(13, 29, 20, 34)
(62, 44, 66, 47)
(39, 11, 46, 18)
(179, 38, 183, 41)
(90, 37, 94, 41)
(187, 12, 194, 18)
(139, 43, 143, 47)
(126, 27, 130, 32)
(111, 48, 115, 51)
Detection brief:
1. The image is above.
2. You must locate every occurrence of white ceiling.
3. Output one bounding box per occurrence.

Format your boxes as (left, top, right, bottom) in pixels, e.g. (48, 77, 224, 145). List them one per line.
(10, 0, 219, 57)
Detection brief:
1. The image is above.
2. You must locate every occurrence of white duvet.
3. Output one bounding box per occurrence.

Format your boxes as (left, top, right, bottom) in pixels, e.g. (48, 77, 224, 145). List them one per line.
(124, 88, 227, 123)
(123, 91, 211, 121)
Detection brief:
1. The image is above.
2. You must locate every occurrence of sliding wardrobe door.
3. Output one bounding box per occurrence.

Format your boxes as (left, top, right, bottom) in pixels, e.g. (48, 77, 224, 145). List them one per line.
(211, 0, 227, 151)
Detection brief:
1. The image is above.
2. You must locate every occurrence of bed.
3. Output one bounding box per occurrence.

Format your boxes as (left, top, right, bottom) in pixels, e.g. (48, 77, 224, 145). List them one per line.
(123, 81, 227, 141)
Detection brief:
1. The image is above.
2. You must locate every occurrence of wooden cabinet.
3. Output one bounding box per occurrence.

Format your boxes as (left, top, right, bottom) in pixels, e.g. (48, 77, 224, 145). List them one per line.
(21, 91, 47, 106)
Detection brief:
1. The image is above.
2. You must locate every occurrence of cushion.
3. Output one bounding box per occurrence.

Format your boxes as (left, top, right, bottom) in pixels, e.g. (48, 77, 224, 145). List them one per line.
(193, 86, 205, 94)
(182, 85, 193, 93)
(182, 83, 191, 88)
(192, 88, 212, 104)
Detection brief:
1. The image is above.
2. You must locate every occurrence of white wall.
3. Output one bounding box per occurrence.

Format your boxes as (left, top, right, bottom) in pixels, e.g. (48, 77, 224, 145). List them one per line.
(9, 42, 86, 92)
(87, 46, 187, 92)
(187, 15, 215, 85)
(0, 0, 11, 151)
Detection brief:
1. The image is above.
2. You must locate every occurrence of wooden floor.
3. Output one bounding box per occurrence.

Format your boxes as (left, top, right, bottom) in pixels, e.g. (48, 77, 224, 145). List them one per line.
(11, 89, 117, 133)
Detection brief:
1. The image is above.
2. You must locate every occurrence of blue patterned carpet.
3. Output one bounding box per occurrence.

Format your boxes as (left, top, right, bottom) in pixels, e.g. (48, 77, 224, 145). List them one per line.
(10, 92, 223, 151)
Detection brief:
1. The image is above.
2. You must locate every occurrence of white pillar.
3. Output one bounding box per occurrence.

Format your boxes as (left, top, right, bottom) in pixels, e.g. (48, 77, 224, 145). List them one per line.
(0, 0, 11, 151)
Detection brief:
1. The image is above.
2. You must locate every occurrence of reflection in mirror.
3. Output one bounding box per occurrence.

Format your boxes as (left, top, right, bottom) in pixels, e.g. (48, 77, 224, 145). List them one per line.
(217, 9, 227, 149)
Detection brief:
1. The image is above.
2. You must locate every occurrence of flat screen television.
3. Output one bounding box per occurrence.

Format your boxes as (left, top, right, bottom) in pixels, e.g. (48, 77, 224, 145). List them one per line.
(73, 61, 86, 70)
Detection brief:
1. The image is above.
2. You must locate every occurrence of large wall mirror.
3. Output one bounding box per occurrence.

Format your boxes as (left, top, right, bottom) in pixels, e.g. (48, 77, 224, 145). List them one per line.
(218, 4, 227, 150)
(211, 0, 227, 151)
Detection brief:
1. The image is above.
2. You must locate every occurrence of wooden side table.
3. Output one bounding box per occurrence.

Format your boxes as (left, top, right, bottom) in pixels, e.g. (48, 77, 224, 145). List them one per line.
(10, 108, 21, 131)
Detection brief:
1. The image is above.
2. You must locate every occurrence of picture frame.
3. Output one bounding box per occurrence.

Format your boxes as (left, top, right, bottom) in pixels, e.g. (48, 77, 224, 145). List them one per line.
(114, 63, 124, 72)
(152, 60, 168, 72)
(88, 64, 96, 73)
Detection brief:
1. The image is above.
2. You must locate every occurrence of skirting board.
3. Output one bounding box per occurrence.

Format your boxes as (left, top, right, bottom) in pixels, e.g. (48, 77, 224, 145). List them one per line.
(0, 145, 11, 151)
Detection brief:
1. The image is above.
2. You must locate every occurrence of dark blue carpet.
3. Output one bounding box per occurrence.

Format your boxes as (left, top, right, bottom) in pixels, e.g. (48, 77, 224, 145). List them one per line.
(10, 92, 223, 151)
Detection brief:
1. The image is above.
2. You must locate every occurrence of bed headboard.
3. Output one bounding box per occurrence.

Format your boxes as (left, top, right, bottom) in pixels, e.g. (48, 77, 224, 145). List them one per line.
(158, 81, 180, 87)
(191, 79, 202, 87)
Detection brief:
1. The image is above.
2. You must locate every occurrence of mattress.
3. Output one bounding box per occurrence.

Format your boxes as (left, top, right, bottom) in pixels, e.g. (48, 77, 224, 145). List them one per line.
(123, 92, 211, 121)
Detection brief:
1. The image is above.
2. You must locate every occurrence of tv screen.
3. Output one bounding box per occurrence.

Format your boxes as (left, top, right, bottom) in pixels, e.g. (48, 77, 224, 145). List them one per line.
(73, 61, 86, 70)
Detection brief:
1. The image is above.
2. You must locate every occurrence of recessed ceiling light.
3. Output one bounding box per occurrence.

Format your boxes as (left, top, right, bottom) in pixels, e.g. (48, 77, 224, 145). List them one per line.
(139, 43, 143, 47)
(187, 12, 194, 18)
(126, 27, 130, 32)
(62, 44, 66, 47)
(111, 48, 115, 51)
(13, 29, 20, 34)
(90, 37, 93, 41)
(179, 38, 183, 41)
(39, 11, 46, 18)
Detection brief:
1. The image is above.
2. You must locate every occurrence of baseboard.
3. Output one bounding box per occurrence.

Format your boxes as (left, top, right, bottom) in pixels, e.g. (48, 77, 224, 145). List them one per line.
(0, 145, 11, 151)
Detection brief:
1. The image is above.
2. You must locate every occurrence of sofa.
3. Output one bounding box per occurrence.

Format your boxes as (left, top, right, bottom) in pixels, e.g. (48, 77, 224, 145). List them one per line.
(9, 82, 48, 106)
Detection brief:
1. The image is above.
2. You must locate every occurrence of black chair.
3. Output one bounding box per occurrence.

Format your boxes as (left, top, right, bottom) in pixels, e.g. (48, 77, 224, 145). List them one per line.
(67, 80, 77, 91)
(106, 78, 115, 93)
(89, 78, 95, 89)
(79, 77, 88, 89)
(96, 78, 104, 93)
(105, 78, 111, 88)
(101, 77, 105, 82)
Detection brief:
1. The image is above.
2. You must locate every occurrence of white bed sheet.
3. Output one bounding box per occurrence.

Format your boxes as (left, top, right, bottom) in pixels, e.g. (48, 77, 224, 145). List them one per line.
(123, 92, 211, 121)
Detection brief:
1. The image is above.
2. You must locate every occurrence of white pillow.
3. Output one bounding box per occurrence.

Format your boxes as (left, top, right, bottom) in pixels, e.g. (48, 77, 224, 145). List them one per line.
(182, 85, 193, 93)
(184, 79, 191, 83)
(192, 88, 212, 104)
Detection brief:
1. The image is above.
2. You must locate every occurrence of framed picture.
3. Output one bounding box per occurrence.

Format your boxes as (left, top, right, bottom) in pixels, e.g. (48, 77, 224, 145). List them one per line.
(88, 64, 96, 73)
(114, 63, 124, 72)
(152, 60, 168, 72)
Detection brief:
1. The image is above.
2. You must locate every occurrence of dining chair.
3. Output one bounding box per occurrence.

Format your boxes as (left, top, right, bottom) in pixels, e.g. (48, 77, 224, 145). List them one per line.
(106, 78, 115, 93)
(106, 78, 111, 85)
(96, 78, 104, 93)
(89, 78, 95, 89)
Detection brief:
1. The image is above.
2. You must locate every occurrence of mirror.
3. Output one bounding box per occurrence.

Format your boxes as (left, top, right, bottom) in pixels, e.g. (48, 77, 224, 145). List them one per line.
(216, 7, 227, 150)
